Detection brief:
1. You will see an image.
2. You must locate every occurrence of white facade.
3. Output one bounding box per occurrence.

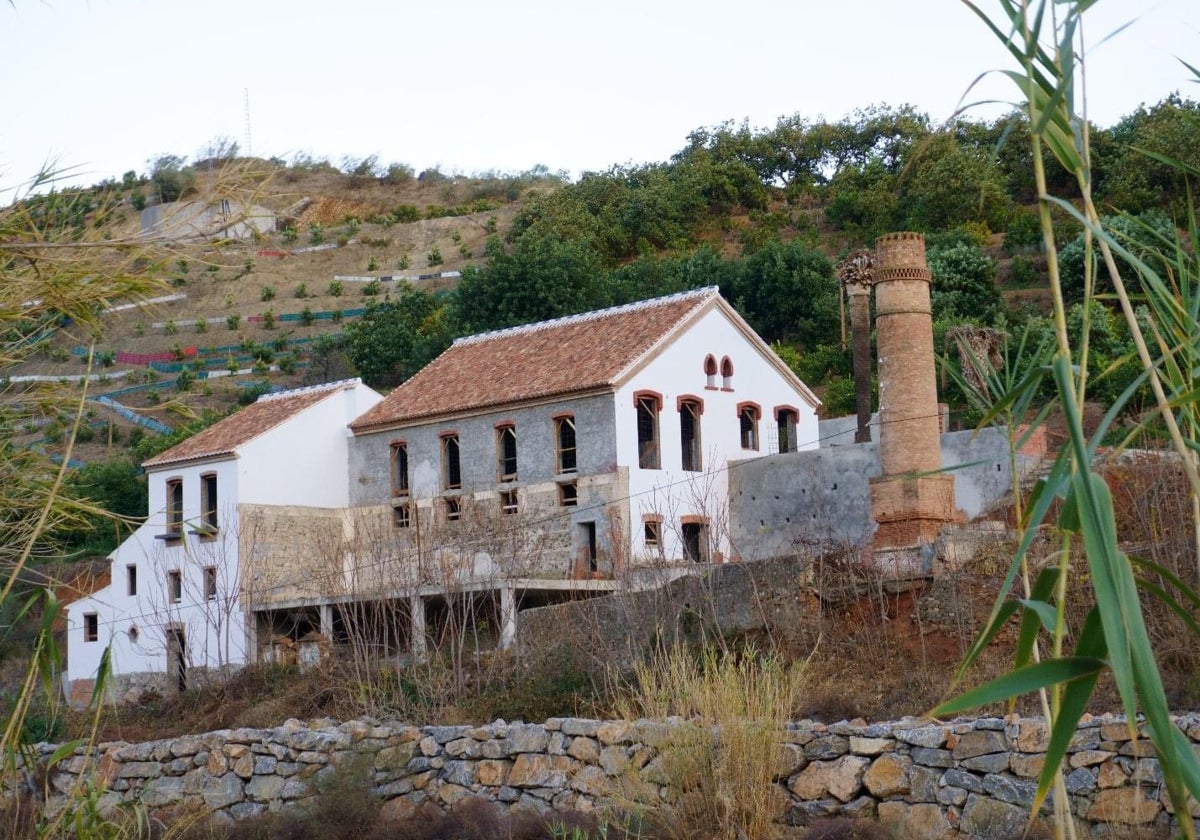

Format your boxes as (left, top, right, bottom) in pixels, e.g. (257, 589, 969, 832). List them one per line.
(63, 380, 382, 701)
(614, 304, 820, 565)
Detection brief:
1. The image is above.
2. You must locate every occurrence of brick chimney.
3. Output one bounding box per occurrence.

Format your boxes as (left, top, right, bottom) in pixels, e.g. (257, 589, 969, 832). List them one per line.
(869, 233, 956, 551)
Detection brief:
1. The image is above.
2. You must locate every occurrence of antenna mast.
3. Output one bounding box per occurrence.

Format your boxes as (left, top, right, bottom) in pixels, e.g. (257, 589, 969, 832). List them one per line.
(243, 88, 253, 158)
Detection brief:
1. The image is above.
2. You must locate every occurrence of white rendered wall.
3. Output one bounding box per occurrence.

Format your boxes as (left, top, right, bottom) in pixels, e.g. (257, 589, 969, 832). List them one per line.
(65, 458, 246, 685)
(613, 304, 819, 565)
(64, 382, 383, 690)
(238, 382, 382, 507)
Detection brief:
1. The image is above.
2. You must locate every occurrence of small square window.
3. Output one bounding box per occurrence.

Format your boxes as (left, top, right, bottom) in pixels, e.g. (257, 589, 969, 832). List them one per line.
(445, 497, 461, 522)
(203, 566, 217, 601)
(644, 521, 661, 547)
(559, 481, 578, 507)
(167, 570, 182, 604)
(500, 490, 519, 515)
(393, 502, 411, 528)
(84, 613, 99, 642)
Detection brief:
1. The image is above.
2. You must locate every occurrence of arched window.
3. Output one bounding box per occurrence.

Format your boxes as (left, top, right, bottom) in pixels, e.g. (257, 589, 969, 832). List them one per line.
(737, 401, 760, 450)
(634, 391, 663, 470)
(720, 356, 734, 390)
(677, 396, 704, 472)
(703, 355, 718, 389)
(775, 406, 800, 454)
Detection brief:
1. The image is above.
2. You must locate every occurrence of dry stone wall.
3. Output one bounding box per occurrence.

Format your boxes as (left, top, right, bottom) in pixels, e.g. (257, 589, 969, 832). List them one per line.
(19, 713, 1200, 837)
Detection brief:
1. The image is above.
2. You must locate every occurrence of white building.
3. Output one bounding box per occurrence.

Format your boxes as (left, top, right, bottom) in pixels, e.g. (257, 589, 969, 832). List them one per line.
(62, 379, 382, 704)
(64, 289, 821, 696)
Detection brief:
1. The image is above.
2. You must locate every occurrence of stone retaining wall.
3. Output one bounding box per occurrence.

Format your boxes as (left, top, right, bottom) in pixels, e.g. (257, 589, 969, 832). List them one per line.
(17, 713, 1200, 837)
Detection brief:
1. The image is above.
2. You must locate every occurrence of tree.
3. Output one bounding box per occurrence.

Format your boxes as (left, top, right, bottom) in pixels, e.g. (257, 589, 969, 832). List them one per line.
(149, 154, 194, 203)
(59, 459, 148, 555)
(899, 133, 1012, 233)
(725, 240, 838, 347)
(1096, 93, 1200, 214)
(927, 242, 1002, 322)
(343, 284, 454, 387)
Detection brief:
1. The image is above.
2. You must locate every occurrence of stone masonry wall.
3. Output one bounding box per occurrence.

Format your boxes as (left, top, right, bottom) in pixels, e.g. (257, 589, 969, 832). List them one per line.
(16, 713, 1200, 837)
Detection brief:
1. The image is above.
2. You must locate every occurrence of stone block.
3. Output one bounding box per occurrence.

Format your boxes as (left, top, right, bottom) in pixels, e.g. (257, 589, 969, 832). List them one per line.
(1009, 753, 1044, 779)
(804, 735, 849, 760)
(849, 736, 892, 756)
(140, 776, 185, 807)
(895, 726, 947, 749)
(508, 754, 579, 789)
(246, 774, 285, 802)
(506, 724, 551, 754)
(952, 729, 1007, 759)
(201, 774, 244, 810)
(787, 755, 869, 803)
(567, 737, 599, 764)
(863, 754, 910, 797)
(877, 801, 955, 840)
(477, 759, 512, 787)
(961, 794, 1028, 838)
(118, 762, 161, 779)
(911, 748, 953, 768)
(1088, 787, 1161, 824)
(596, 721, 632, 745)
(443, 760, 476, 787)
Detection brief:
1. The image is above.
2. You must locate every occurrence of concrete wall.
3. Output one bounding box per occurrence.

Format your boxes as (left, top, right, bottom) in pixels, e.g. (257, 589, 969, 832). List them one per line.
(729, 426, 1030, 558)
(348, 393, 618, 505)
(21, 713, 1198, 837)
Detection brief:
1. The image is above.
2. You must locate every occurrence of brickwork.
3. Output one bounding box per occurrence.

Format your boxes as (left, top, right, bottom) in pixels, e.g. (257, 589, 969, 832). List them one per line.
(871, 233, 956, 549)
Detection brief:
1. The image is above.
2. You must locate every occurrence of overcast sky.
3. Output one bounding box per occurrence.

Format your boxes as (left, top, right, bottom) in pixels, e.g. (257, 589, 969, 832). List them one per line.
(2, 0, 1197, 191)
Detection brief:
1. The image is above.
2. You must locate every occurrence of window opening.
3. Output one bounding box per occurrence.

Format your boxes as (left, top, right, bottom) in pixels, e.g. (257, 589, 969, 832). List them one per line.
(500, 490, 519, 515)
(559, 481, 578, 507)
(682, 522, 707, 563)
(84, 613, 98, 642)
(127, 564, 137, 597)
(644, 521, 661, 547)
(392, 502, 411, 528)
(555, 415, 577, 474)
(679, 400, 702, 471)
(167, 570, 182, 604)
(203, 566, 217, 601)
(200, 473, 218, 532)
(704, 355, 718, 388)
(636, 395, 660, 469)
(390, 442, 410, 497)
(445, 497, 461, 522)
(777, 408, 799, 454)
(720, 356, 734, 389)
(497, 425, 518, 481)
(441, 434, 461, 490)
(739, 404, 760, 450)
(579, 522, 598, 573)
(166, 478, 184, 536)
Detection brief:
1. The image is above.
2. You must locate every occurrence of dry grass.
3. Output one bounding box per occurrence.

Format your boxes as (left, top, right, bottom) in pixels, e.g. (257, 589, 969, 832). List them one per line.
(616, 645, 805, 840)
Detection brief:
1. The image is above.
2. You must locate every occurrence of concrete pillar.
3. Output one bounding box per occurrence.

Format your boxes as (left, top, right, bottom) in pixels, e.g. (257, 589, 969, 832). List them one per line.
(499, 585, 517, 651)
(870, 233, 956, 551)
(409, 594, 427, 661)
(318, 604, 333, 641)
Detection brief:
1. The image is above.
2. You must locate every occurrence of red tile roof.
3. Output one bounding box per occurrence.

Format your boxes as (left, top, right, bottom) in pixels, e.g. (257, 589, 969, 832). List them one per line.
(142, 379, 359, 468)
(350, 289, 720, 432)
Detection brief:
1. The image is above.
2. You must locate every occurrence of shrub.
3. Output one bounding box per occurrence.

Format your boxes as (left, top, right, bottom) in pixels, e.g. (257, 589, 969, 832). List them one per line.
(133, 321, 144, 337)
(294, 283, 309, 299)
(278, 354, 297, 375)
(392, 204, 421, 224)
(146, 389, 160, 405)
(195, 317, 207, 334)
(362, 280, 381, 297)
(127, 427, 145, 449)
(367, 256, 378, 272)
(164, 319, 177, 336)
(175, 368, 195, 392)
(331, 309, 343, 323)
(129, 188, 146, 211)
(427, 246, 443, 267)
(327, 280, 344, 297)
(486, 215, 498, 234)
(262, 310, 276, 330)
(281, 226, 298, 244)
(396, 254, 409, 270)
(261, 285, 276, 302)
(244, 258, 254, 272)
(226, 313, 241, 331)
(309, 223, 324, 245)
(450, 228, 462, 244)
(1008, 254, 1041, 288)
(459, 244, 470, 259)
(300, 307, 315, 327)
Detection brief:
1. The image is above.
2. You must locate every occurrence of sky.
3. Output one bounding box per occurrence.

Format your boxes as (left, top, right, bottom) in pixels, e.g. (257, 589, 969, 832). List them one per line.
(2, 0, 1197, 192)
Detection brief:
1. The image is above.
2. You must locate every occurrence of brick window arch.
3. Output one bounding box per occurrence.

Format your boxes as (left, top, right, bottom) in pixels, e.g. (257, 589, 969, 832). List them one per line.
(720, 356, 734, 390)
(775, 405, 800, 454)
(703, 354, 718, 389)
(737, 401, 761, 450)
(634, 390, 663, 470)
